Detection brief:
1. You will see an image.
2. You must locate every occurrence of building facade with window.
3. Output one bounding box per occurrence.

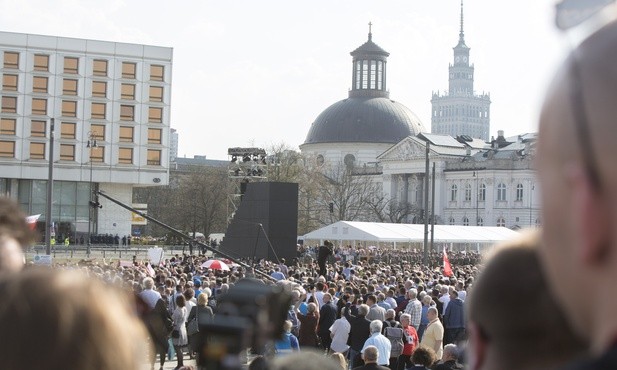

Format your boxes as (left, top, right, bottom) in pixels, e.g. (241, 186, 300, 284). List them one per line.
(0, 31, 172, 241)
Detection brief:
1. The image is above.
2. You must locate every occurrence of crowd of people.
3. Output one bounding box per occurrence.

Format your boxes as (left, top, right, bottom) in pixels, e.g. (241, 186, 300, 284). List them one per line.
(2, 11, 617, 370)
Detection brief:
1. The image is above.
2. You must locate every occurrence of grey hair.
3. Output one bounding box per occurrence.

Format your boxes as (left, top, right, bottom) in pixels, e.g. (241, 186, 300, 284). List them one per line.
(142, 277, 154, 289)
(443, 343, 459, 359)
(358, 304, 370, 316)
(385, 309, 396, 319)
(427, 306, 438, 316)
(408, 288, 418, 299)
(370, 320, 383, 334)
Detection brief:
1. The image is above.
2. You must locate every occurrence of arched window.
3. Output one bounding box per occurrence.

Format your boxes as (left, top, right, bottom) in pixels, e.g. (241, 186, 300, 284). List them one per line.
(450, 184, 458, 202)
(497, 183, 507, 201)
(477, 217, 484, 226)
(497, 217, 506, 227)
(449, 217, 455, 225)
(463, 217, 469, 226)
(464, 184, 472, 201)
(479, 183, 486, 202)
(516, 183, 524, 201)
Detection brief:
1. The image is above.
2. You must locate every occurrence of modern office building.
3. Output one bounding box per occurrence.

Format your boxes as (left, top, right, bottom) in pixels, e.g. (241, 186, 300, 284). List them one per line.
(0, 31, 172, 241)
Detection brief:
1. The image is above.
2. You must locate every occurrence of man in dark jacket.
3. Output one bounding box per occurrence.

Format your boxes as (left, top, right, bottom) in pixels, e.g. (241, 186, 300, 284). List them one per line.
(346, 303, 371, 368)
(434, 344, 464, 370)
(318, 293, 338, 352)
(317, 240, 333, 277)
(443, 290, 465, 344)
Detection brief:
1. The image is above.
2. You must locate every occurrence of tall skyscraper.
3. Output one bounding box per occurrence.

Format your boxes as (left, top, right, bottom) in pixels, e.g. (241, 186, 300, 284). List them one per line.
(431, 1, 491, 141)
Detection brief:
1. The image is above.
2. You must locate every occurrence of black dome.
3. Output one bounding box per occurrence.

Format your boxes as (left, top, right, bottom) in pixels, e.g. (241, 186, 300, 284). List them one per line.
(304, 97, 425, 144)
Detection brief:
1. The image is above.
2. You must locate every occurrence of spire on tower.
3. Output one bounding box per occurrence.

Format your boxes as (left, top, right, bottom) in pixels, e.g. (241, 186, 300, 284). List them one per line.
(459, 0, 465, 43)
(368, 21, 373, 41)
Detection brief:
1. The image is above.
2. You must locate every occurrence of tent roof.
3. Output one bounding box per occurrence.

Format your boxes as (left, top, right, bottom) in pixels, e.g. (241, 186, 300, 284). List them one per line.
(303, 221, 520, 244)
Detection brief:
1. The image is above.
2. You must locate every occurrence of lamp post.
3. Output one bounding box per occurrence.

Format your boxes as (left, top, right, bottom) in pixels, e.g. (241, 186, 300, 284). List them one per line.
(86, 131, 98, 257)
(45, 118, 55, 255)
(529, 181, 535, 227)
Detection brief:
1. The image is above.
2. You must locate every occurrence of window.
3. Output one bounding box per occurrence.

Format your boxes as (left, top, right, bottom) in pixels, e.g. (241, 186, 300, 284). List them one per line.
(449, 217, 455, 225)
(62, 100, 77, 117)
(93, 59, 107, 76)
(91, 102, 106, 119)
(90, 146, 104, 163)
(121, 83, 135, 100)
(118, 147, 133, 164)
(464, 183, 472, 201)
(4, 52, 19, 69)
(34, 54, 49, 72)
(2, 96, 17, 113)
(0, 118, 16, 135)
(60, 122, 76, 139)
(148, 128, 162, 144)
(463, 217, 469, 226)
(497, 217, 506, 227)
(33, 76, 48, 93)
(63, 79, 77, 95)
(31, 120, 46, 137)
(477, 217, 484, 226)
(148, 107, 162, 123)
(91, 81, 106, 98)
(149, 86, 163, 102)
(30, 142, 45, 159)
(90, 124, 105, 140)
(63, 57, 78, 74)
(120, 105, 134, 121)
(32, 98, 47, 115)
(147, 149, 161, 165)
(497, 183, 507, 201)
(516, 183, 524, 201)
(450, 184, 458, 202)
(150, 65, 164, 81)
(0, 140, 15, 157)
(60, 144, 75, 161)
(119, 126, 133, 142)
(479, 183, 486, 202)
(3, 74, 18, 91)
(122, 62, 136, 79)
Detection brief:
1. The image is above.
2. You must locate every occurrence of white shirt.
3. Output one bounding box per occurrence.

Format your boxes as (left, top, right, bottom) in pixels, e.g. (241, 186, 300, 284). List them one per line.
(439, 294, 450, 312)
(329, 317, 351, 353)
(362, 332, 392, 366)
(140, 288, 162, 310)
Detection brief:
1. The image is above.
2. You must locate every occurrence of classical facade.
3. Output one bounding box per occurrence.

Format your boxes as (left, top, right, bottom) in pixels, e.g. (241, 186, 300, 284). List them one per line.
(430, 1, 491, 141)
(0, 31, 173, 240)
(300, 25, 425, 167)
(378, 131, 539, 229)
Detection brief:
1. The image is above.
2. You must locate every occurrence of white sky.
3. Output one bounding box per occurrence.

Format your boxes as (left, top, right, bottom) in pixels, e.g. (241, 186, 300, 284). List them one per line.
(0, 0, 569, 160)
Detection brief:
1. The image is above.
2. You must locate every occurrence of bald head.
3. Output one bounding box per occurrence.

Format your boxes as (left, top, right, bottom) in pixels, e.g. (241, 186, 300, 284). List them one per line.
(362, 346, 378, 363)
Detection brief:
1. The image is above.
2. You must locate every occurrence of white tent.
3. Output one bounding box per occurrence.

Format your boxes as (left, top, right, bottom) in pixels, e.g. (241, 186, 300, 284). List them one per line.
(303, 221, 520, 245)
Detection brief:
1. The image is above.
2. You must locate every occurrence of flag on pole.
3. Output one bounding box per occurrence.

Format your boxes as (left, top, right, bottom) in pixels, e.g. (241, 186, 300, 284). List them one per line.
(25, 214, 41, 230)
(443, 247, 453, 277)
(146, 262, 155, 277)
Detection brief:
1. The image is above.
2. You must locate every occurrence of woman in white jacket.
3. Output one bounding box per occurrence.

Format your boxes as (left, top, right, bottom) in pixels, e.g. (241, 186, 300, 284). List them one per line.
(171, 294, 188, 369)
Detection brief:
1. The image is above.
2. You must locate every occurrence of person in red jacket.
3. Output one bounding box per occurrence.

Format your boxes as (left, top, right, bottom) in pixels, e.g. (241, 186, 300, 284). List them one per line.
(397, 313, 419, 370)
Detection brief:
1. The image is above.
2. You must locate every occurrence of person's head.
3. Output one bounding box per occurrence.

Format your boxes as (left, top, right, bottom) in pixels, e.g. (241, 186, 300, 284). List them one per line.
(323, 292, 332, 303)
(422, 295, 432, 306)
(385, 309, 395, 320)
(330, 352, 347, 370)
(197, 292, 208, 307)
(537, 18, 617, 354)
(282, 319, 292, 333)
(307, 302, 317, 314)
(362, 346, 379, 364)
(175, 294, 186, 308)
(408, 288, 417, 299)
(369, 319, 383, 334)
(411, 346, 436, 367)
(142, 277, 155, 290)
(400, 313, 411, 327)
(442, 344, 459, 362)
(466, 232, 586, 370)
(449, 290, 458, 300)
(0, 268, 147, 370)
(357, 304, 369, 317)
(184, 288, 194, 301)
(366, 294, 376, 305)
(427, 307, 438, 321)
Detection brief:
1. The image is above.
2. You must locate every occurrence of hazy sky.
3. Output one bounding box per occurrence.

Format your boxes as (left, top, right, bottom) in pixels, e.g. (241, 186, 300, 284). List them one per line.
(0, 0, 569, 160)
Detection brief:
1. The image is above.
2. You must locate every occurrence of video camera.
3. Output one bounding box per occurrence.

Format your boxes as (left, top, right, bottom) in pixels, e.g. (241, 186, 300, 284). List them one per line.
(195, 278, 291, 370)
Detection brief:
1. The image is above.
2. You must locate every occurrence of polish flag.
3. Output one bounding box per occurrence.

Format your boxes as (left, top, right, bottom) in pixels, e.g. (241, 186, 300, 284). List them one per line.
(25, 214, 41, 230)
(443, 247, 454, 277)
(146, 263, 156, 277)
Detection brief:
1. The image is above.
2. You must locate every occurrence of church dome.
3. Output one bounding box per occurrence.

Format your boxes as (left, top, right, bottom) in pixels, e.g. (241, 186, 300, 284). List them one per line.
(304, 97, 425, 144)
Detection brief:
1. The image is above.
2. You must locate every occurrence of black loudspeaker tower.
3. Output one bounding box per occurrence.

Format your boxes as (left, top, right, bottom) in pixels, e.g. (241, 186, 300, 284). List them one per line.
(220, 182, 298, 262)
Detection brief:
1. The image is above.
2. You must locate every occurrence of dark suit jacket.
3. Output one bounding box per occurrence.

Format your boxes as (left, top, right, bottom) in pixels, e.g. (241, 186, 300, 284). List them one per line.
(434, 360, 464, 370)
(352, 363, 390, 370)
(345, 303, 371, 351)
(318, 302, 338, 334)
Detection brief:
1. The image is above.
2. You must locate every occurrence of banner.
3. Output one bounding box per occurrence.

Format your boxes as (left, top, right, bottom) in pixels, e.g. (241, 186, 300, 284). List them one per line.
(443, 247, 453, 277)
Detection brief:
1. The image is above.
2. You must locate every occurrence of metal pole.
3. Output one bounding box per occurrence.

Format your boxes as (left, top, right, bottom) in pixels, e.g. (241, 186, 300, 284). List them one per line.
(423, 141, 430, 265)
(88, 157, 92, 257)
(475, 171, 479, 225)
(430, 162, 436, 252)
(45, 118, 55, 255)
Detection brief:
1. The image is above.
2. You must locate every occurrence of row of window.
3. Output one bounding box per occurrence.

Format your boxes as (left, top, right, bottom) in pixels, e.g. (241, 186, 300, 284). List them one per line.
(433, 105, 489, 118)
(3, 51, 165, 81)
(0, 140, 161, 164)
(0, 96, 163, 122)
(0, 118, 161, 144)
(1, 74, 165, 101)
(448, 216, 541, 227)
(450, 183, 529, 202)
(354, 59, 385, 90)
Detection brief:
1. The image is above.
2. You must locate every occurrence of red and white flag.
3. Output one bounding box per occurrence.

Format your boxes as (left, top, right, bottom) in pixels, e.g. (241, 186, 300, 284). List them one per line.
(443, 247, 454, 277)
(25, 214, 41, 230)
(146, 263, 155, 277)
